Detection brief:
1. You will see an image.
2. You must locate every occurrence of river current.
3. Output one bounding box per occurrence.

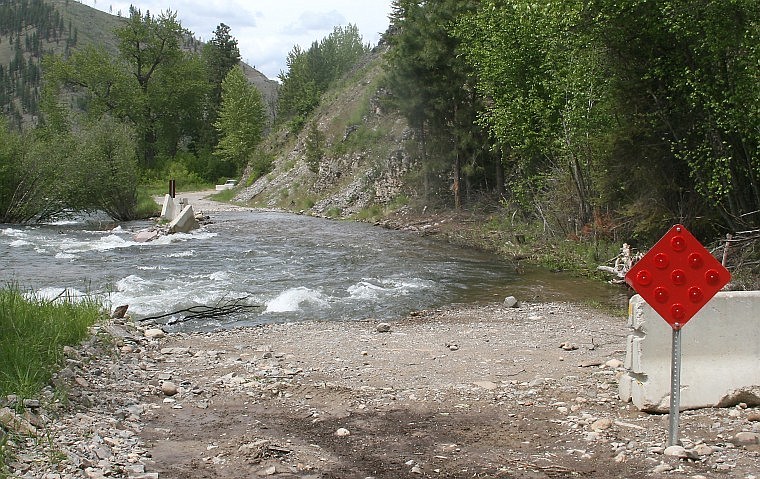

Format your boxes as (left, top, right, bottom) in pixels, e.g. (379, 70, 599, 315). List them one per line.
(1, 210, 626, 331)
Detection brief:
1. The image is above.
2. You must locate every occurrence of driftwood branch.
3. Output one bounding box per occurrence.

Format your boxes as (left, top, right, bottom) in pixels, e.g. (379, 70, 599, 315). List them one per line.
(597, 243, 643, 284)
(138, 296, 263, 325)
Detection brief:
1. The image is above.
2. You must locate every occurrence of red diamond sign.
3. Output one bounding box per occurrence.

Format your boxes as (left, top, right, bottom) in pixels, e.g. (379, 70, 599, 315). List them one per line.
(625, 224, 730, 330)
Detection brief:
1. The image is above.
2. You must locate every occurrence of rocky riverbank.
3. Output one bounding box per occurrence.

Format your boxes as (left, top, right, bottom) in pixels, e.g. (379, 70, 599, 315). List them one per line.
(2, 300, 760, 478)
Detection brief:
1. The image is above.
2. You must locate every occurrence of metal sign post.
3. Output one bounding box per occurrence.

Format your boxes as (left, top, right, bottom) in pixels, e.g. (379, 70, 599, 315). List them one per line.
(625, 224, 730, 447)
(668, 326, 682, 446)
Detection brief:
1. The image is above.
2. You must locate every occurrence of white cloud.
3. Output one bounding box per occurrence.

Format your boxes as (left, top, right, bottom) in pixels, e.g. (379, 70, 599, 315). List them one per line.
(290, 10, 346, 33)
(82, 0, 392, 79)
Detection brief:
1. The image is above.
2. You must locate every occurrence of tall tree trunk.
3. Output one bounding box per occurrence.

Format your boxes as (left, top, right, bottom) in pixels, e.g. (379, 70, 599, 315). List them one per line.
(495, 158, 506, 199)
(453, 147, 461, 209)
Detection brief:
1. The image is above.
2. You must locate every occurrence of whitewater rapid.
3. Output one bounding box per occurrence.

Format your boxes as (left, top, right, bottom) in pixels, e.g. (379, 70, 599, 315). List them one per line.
(1, 210, 521, 330)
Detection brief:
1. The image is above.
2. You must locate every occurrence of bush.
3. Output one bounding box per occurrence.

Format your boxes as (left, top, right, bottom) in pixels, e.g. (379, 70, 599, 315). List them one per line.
(135, 188, 162, 219)
(142, 160, 210, 195)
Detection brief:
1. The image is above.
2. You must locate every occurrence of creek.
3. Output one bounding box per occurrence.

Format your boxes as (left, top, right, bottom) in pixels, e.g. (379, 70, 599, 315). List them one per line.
(1, 210, 628, 331)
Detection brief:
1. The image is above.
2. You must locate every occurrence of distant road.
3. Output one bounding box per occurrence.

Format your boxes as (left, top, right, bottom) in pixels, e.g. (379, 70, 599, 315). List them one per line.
(154, 190, 251, 213)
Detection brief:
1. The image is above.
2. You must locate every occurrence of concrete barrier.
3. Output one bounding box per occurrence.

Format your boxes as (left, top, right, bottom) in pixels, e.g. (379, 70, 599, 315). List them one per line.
(619, 291, 760, 412)
(160, 194, 176, 221)
(167, 205, 199, 234)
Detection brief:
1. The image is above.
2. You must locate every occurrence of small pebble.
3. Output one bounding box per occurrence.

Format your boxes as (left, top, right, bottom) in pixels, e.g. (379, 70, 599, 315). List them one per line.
(376, 323, 391, 333)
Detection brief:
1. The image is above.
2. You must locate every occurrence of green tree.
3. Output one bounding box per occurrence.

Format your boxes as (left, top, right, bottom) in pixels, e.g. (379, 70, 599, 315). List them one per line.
(277, 25, 369, 130)
(73, 117, 139, 220)
(114, 6, 186, 165)
(304, 122, 325, 173)
(198, 23, 242, 150)
(0, 125, 77, 223)
(589, 0, 759, 235)
(385, 0, 497, 209)
(455, 1, 615, 231)
(203, 23, 241, 111)
(48, 7, 206, 167)
(214, 66, 267, 174)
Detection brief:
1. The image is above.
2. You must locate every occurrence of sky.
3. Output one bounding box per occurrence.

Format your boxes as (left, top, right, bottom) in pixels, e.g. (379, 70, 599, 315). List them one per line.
(81, 0, 394, 80)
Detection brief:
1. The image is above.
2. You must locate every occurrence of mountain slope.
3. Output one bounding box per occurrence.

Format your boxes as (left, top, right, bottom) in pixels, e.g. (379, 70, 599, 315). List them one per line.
(0, 0, 277, 127)
(235, 45, 417, 219)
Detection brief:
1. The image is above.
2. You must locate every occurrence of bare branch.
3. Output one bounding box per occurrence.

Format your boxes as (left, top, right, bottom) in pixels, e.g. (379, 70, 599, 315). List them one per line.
(138, 296, 263, 325)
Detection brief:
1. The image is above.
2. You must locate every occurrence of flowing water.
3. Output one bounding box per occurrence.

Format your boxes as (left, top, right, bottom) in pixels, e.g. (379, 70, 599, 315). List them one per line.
(1, 210, 628, 331)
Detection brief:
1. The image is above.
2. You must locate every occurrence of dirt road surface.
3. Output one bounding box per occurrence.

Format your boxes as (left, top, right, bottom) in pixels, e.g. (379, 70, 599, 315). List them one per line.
(133, 303, 759, 479)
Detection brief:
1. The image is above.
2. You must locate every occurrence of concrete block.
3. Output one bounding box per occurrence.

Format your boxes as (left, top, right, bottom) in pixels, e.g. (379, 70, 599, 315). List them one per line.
(619, 291, 760, 412)
(160, 194, 176, 220)
(167, 205, 199, 234)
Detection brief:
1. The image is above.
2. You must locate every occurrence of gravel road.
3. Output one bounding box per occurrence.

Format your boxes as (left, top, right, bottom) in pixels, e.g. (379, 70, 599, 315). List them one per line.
(4, 301, 760, 478)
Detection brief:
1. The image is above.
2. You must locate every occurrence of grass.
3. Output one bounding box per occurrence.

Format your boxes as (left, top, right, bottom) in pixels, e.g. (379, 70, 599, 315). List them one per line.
(0, 286, 104, 400)
(210, 188, 236, 202)
(135, 188, 162, 219)
(0, 286, 104, 475)
(353, 205, 384, 221)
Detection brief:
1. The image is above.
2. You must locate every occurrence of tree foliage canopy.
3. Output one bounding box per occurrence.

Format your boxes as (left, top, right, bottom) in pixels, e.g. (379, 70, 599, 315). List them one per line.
(384, 0, 759, 239)
(214, 66, 267, 171)
(0, 7, 257, 222)
(277, 24, 369, 130)
(47, 7, 209, 167)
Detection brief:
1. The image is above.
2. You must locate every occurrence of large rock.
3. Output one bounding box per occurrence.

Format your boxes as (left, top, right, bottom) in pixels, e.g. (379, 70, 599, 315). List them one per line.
(134, 229, 160, 243)
(0, 407, 37, 435)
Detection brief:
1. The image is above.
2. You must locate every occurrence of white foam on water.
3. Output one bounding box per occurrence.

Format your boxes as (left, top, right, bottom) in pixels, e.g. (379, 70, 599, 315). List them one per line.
(152, 230, 218, 245)
(1, 228, 28, 238)
(265, 287, 329, 313)
(167, 250, 195, 258)
(32, 287, 91, 303)
(347, 277, 434, 300)
(208, 271, 230, 281)
(51, 229, 217, 255)
(9, 239, 31, 247)
(47, 219, 85, 226)
(346, 281, 387, 300)
(58, 234, 135, 254)
(108, 272, 254, 317)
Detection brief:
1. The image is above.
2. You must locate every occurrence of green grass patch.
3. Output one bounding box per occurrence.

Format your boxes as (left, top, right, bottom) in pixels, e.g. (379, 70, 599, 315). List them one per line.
(135, 187, 162, 219)
(353, 205, 384, 222)
(0, 286, 104, 399)
(210, 188, 236, 202)
(325, 207, 343, 218)
(140, 160, 213, 196)
(294, 197, 316, 210)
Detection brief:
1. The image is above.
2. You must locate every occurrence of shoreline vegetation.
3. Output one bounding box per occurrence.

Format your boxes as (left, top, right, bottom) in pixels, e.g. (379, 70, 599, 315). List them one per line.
(0, 286, 105, 474)
(0, 287, 104, 401)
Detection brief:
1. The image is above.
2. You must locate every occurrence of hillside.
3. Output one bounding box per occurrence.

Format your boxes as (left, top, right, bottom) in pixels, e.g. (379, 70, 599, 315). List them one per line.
(0, 0, 277, 127)
(236, 45, 416, 220)
(0, 0, 123, 126)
